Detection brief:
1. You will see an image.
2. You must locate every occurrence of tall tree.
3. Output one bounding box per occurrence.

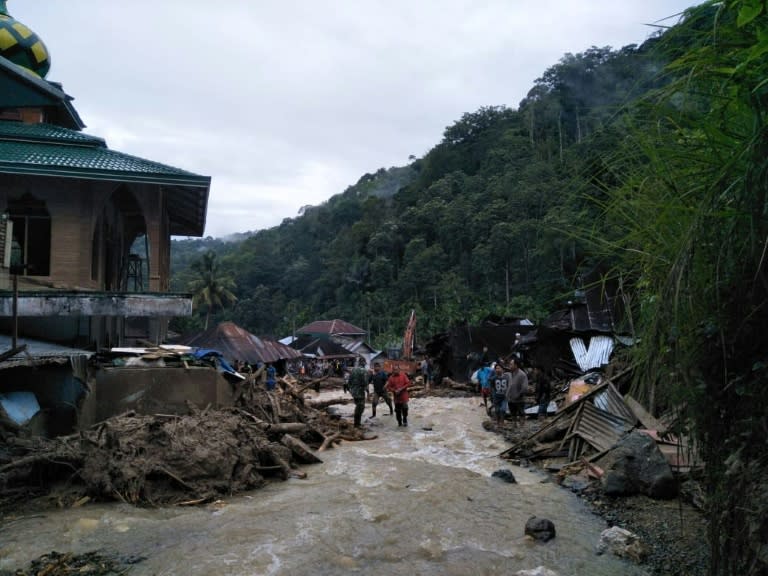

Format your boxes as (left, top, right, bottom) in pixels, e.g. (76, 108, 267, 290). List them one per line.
(189, 251, 238, 329)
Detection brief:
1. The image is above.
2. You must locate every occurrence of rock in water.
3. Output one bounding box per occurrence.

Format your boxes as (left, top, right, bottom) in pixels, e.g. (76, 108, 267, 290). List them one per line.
(491, 468, 517, 483)
(524, 516, 556, 542)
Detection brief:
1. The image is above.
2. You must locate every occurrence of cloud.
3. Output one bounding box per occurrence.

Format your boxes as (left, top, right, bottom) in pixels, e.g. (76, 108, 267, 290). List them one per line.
(12, 0, 694, 237)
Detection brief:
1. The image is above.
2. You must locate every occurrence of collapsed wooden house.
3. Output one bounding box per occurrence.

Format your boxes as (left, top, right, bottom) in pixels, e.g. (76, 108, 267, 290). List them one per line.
(501, 377, 702, 476)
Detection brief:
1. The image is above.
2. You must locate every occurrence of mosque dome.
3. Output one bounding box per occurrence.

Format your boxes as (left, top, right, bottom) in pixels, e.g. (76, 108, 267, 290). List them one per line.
(0, 1, 50, 78)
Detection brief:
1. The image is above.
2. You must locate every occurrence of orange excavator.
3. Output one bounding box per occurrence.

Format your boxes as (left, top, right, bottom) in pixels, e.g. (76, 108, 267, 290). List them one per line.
(383, 309, 420, 375)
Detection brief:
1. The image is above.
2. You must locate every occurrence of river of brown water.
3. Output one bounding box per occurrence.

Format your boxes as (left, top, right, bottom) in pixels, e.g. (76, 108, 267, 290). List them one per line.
(0, 395, 645, 575)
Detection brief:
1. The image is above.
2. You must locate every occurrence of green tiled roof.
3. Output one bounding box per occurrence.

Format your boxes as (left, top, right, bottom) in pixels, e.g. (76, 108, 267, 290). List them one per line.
(0, 56, 84, 129)
(0, 120, 210, 236)
(0, 121, 208, 186)
(0, 120, 103, 145)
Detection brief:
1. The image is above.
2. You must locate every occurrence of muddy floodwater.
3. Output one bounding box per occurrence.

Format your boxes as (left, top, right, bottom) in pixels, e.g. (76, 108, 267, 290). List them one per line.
(0, 395, 646, 575)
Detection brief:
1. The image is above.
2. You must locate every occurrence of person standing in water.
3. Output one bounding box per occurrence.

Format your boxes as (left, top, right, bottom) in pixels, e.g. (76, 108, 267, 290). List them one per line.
(490, 363, 511, 428)
(369, 362, 393, 418)
(347, 365, 369, 428)
(386, 367, 411, 427)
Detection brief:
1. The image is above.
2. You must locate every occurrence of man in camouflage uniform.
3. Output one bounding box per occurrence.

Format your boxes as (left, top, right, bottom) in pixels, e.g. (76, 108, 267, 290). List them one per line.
(347, 365, 369, 428)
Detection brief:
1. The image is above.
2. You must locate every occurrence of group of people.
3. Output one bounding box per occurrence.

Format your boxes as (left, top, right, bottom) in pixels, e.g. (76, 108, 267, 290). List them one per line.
(476, 356, 552, 428)
(345, 351, 553, 430)
(346, 362, 411, 428)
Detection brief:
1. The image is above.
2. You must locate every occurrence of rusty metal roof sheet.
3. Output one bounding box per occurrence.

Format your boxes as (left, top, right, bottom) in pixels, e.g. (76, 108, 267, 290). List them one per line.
(178, 321, 301, 364)
(296, 319, 366, 336)
(568, 401, 636, 454)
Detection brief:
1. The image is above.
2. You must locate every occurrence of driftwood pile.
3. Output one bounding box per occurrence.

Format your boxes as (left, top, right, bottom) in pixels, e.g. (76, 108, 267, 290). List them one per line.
(0, 375, 368, 512)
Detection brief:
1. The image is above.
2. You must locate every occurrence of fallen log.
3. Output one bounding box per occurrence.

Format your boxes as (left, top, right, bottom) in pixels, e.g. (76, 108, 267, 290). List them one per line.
(0, 452, 81, 474)
(266, 422, 308, 435)
(318, 432, 341, 452)
(338, 434, 379, 442)
(267, 393, 283, 421)
(296, 376, 330, 394)
(307, 398, 351, 410)
(271, 453, 292, 480)
(0, 344, 26, 362)
(280, 434, 323, 464)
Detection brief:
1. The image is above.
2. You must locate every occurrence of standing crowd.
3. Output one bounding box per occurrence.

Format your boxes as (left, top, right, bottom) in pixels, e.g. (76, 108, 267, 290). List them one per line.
(236, 351, 553, 432)
(345, 352, 552, 431)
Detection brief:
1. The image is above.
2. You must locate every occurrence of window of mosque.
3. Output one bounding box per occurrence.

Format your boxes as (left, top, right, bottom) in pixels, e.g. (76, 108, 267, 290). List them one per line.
(8, 193, 51, 276)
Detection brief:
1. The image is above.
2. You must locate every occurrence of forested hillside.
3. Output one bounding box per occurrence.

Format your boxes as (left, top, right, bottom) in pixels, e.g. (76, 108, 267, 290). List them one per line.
(172, 4, 768, 572)
(171, 37, 672, 344)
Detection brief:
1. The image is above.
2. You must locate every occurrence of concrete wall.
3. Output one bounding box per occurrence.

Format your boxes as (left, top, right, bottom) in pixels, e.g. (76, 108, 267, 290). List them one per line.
(79, 366, 235, 427)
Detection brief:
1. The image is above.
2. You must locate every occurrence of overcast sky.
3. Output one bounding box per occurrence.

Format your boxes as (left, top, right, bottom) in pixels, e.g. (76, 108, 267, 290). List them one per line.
(12, 1, 695, 238)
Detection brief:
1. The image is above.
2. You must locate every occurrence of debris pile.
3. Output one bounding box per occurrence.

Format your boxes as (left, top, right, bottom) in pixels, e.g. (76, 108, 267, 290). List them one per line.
(0, 376, 361, 512)
(500, 375, 702, 501)
(0, 550, 144, 576)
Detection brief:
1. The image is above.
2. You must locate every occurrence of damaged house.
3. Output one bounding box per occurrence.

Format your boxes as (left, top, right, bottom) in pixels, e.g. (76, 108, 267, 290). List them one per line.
(0, 3, 216, 435)
(289, 319, 374, 365)
(428, 267, 628, 383)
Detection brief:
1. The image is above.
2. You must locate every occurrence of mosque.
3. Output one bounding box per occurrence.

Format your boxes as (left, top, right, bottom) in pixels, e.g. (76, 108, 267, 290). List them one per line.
(0, 0, 211, 350)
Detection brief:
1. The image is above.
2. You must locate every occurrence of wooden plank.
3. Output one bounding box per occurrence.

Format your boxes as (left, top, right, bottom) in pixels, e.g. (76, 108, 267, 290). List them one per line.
(625, 395, 666, 432)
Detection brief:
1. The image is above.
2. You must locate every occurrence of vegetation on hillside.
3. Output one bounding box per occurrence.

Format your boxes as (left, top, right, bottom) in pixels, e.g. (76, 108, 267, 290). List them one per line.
(171, 3, 768, 572)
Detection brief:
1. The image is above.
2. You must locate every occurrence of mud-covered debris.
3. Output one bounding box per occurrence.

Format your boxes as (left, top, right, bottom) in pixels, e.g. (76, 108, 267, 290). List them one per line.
(0, 377, 354, 511)
(0, 550, 145, 576)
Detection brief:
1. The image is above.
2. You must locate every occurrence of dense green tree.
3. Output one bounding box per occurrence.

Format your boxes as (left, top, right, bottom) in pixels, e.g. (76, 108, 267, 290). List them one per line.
(188, 251, 238, 329)
(587, 2, 768, 573)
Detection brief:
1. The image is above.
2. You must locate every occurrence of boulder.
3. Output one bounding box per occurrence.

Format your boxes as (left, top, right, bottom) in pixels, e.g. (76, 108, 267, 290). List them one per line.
(597, 430, 677, 499)
(491, 468, 517, 483)
(596, 525, 647, 562)
(524, 516, 556, 542)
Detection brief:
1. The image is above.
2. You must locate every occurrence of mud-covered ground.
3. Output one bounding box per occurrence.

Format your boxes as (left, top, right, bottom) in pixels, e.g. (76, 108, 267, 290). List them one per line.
(1, 380, 709, 576)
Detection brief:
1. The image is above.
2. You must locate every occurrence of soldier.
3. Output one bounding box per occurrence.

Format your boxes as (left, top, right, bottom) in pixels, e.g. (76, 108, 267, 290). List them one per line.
(347, 365, 369, 428)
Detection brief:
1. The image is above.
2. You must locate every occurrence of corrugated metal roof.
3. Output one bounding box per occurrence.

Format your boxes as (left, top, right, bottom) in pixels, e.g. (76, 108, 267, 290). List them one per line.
(290, 334, 356, 358)
(344, 340, 377, 354)
(296, 319, 366, 336)
(592, 381, 638, 423)
(570, 335, 614, 371)
(568, 401, 636, 458)
(178, 321, 301, 364)
(0, 333, 92, 370)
